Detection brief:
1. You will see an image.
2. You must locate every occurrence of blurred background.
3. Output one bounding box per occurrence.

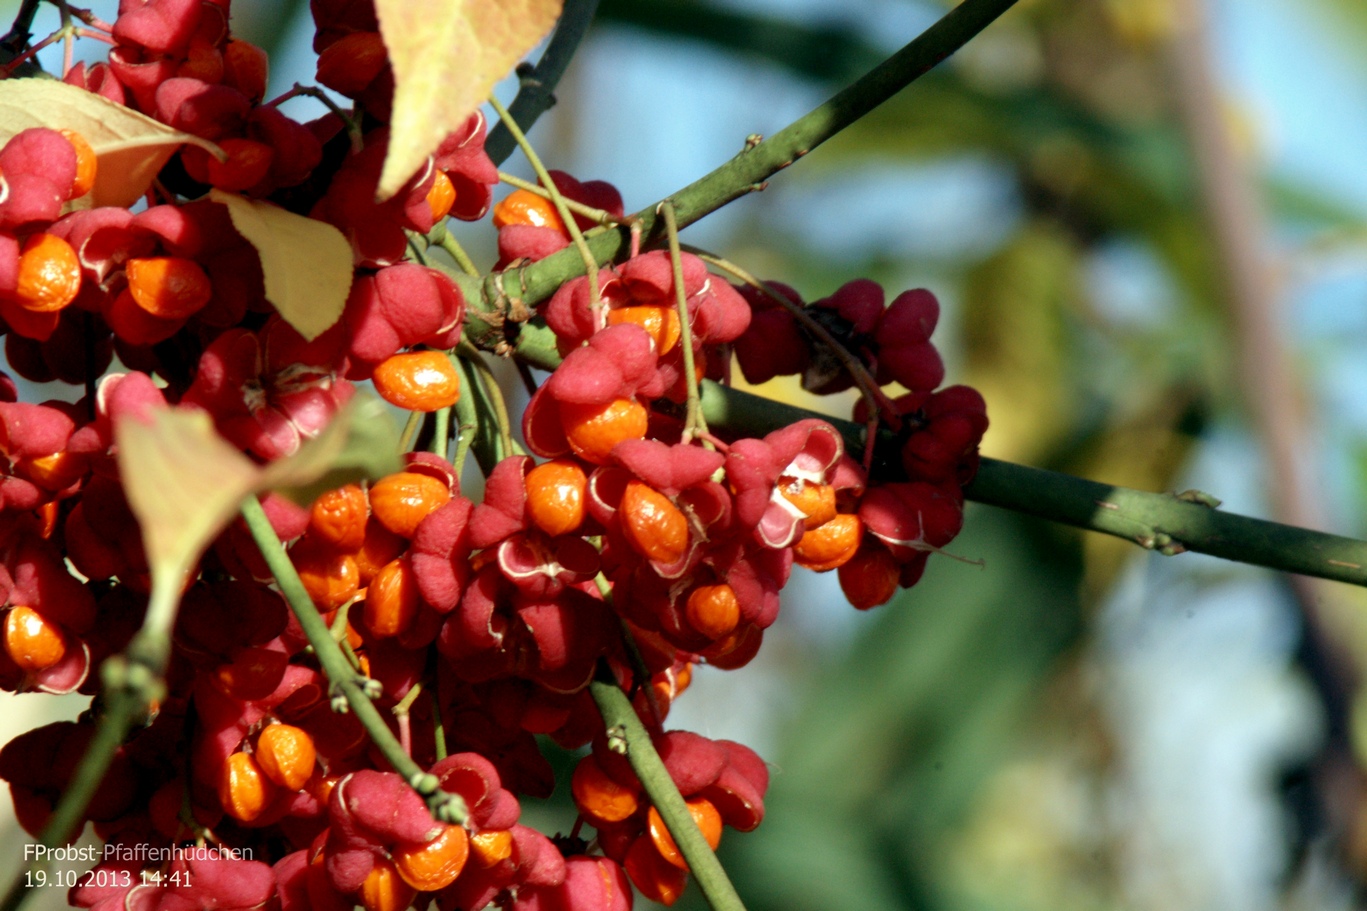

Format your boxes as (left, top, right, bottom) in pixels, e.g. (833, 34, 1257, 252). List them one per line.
(7, 0, 1367, 909)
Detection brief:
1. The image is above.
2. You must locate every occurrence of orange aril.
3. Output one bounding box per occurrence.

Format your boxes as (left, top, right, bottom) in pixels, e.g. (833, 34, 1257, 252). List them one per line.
(309, 484, 369, 552)
(778, 477, 836, 529)
(219, 751, 275, 822)
(560, 397, 649, 465)
(647, 798, 723, 870)
(427, 170, 456, 222)
(358, 858, 416, 911)
(18, 450, 87, 491)
(684, 584, 740, 640)
(607, 304, 681, 354)
(524, 458, 588, 537)
(291, 540, 361, 611)
(315, 31, 388, 97)
(793, 513, 863, 572)
(838, 543, 900, 610)
(369, 472, 452, 538)
(60, 129, 97, 198)
(372, 350, 461, 413)
(392, 823, 470, 891)
(354, 518, 408, 584)
(624, 835, 688, 906)
(4, 605, 67, 672)
(570, 756, 639, 824)
(255, 723, 316, 791)
(492, 188, 565, 233)
(125, 256, 212, 320)
(469, 829, 514, 868)
(362, 558, 418, 639)
(620, 480, 689, 566)
(14, 234, 81, 313)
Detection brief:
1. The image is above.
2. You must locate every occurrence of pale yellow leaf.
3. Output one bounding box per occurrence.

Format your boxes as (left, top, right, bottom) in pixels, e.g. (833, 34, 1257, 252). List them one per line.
(116, 408, 262, 596)
(375, 0, 562, 199)
(211, 189, 354, 341)
(0, 79, 222, 208)
(116, 396, 400, 643)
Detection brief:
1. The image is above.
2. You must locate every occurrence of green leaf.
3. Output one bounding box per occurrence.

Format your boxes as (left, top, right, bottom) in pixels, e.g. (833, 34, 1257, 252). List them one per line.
(0, 79, 222, 208)
(210, 189, 353, 341)
(374, 0, 564, 199)
(260, 393, 404, 506)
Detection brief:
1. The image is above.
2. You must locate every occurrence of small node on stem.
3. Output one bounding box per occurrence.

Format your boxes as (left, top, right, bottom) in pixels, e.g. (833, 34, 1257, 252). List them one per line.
(606, 725, 629, 755)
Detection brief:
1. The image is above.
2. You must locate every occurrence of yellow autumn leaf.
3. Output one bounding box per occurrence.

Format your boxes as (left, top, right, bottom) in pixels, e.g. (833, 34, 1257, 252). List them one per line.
(374, 0, 563, 200)
(0, 79, 222, 208)
(211, 189, 354, 341)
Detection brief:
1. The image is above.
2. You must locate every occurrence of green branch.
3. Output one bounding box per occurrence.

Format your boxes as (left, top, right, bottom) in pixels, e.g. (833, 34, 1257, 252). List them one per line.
(238, 496, 467, 824)
(588, 674, 748, 911)
(464, 0, 1020, 337)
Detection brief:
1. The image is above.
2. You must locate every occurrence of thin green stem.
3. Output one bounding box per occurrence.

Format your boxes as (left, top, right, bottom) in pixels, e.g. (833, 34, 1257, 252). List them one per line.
(451, 353, 481, 477)
(485, 0, 602, 164)
(398, 409, 424, 454)
(589, 672, 747, 911)
(488, 94, 601, 308)
(239, 496, 466, 824)
(471, 0, 1020, 323)
(430, 401, 451, 460)
(660, 201, 706, 443)
(463, 345, 517, 461)
(431, 689, 448, 761)
(440, 231, 481, 278)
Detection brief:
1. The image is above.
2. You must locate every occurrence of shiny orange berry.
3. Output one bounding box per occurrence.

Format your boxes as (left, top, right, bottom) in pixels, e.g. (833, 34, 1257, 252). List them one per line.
(359, 858, 416, 911)
(309, 484, 369, 551)
(684, 584, 740, 640)
(4, 605, 67, 672)
(560, 397, 650, 465)
(492, 188, 565, 233)
(838, 542, 900, 609)
(620, 480, 689, 566)
(778, 477, 837, 529)
(793, 513, 863, 572)
(255, 723, 316, 791)
(625, 835, 688, 906)
(393, 823, 470, 892)
(369, 472, 452, 538)
(372, 350, 461, 412)
(470, 829, 515, 868)
(525, 459, 588, 537)
(292, 540, 361, 611)
(362, 558, 419, 639)
(701, 622, 763, 670)
(104, 287, 184, 346)
(607, 304, 681, 354)
(60, 129, 97, 198)
(219, 751, 276, 822)
(126, 256, 212, 320)
(427, 169, 457, 222)
(17, 450, 87, 491)
(647, 798, 723, 870)
(571, 756, 640, 824)
(14, 234, 81, 313)
(354, 518, 408, 584)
